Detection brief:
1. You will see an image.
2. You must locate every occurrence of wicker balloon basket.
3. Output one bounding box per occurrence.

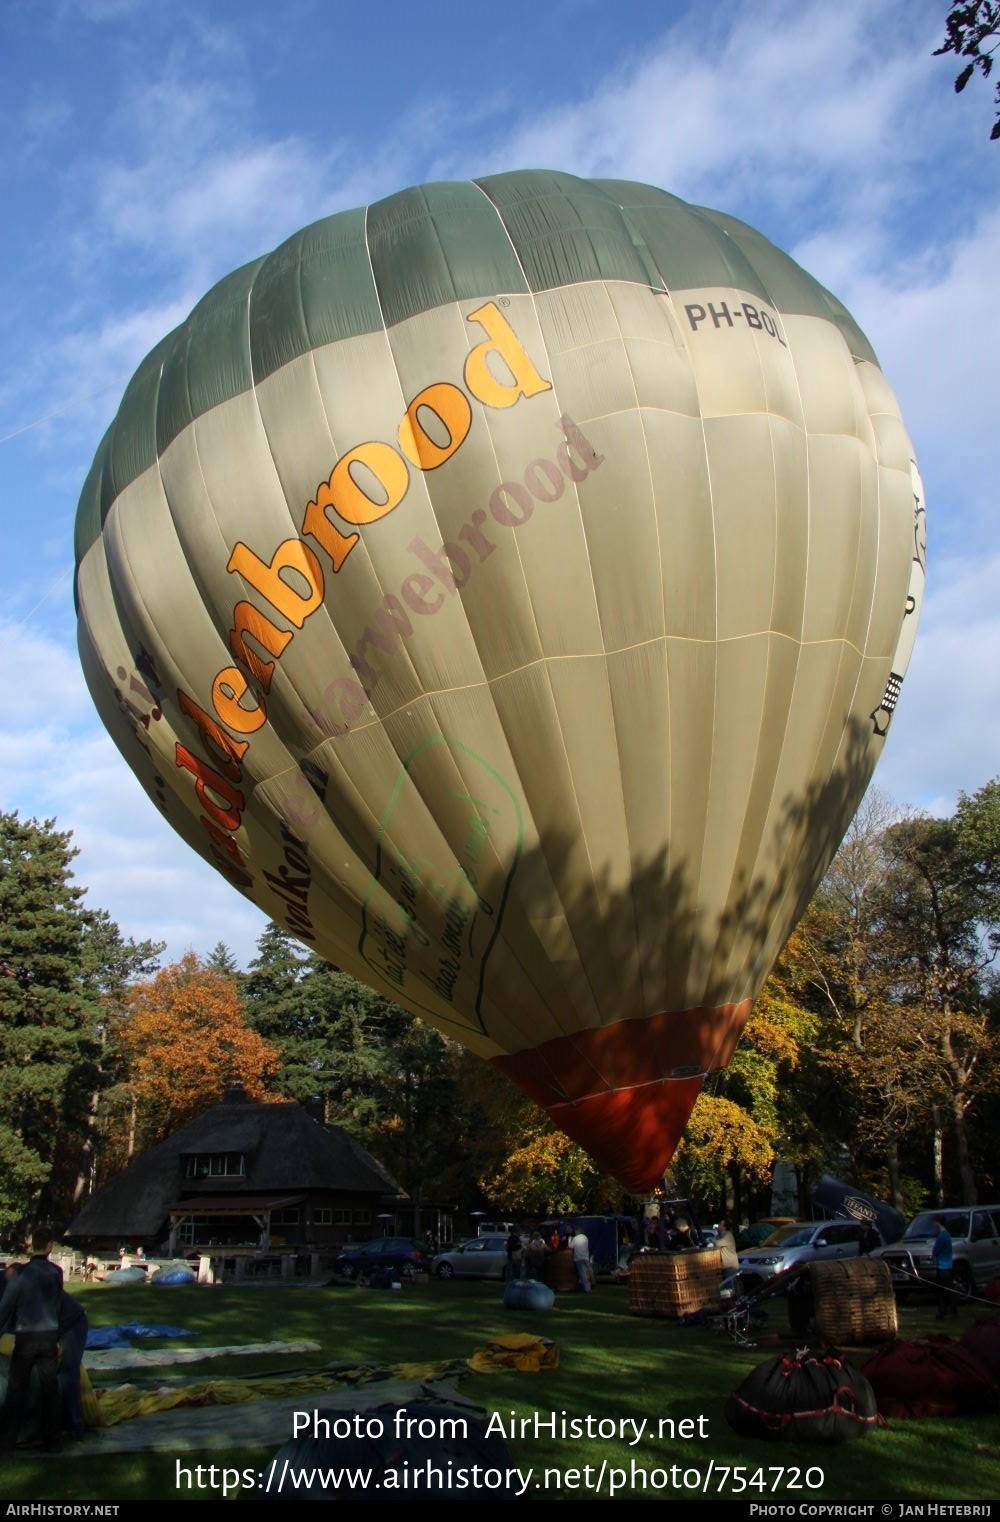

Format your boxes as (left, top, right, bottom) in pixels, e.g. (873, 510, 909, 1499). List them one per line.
(809, 1257, 898, 1345)
(544, 1250, 580, 1293)
(628, 1250, 723, 1317)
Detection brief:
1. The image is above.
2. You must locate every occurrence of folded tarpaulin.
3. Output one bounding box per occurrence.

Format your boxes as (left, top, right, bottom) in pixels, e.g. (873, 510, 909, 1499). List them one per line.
(85, 1324, 191, 1349)
(89, 1360, 467, 1429)
(84, 1339, 322, 1370)
(468, 1334, 559, 1373)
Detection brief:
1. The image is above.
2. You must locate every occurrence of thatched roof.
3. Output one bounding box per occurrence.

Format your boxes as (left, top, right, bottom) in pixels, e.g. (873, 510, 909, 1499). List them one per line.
(67, 1102, 404, 1240)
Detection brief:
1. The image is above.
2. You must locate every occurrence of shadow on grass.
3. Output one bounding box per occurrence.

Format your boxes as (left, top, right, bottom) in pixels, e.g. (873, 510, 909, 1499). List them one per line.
(3, 1282, 999, 1501)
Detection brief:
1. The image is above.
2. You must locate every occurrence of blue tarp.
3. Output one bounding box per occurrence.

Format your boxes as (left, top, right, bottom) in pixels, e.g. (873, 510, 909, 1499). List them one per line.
(85, 1323, 191, 1349)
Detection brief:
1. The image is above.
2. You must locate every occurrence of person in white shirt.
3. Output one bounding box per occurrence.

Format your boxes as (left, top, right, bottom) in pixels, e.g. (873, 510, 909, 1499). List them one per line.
(568, 1225, 591, 1293)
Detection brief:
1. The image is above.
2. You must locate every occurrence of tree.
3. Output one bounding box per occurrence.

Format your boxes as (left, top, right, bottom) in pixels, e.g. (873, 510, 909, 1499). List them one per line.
(479, 1122, 620, 1217)
(796, 781, 1000, 1207)
(878, 795, 1000, 1203)
(0, 814, 100, 1232)
(936, 3, 1000, 140)
(116, 953, 283, 1151)
(71, 910, 163, 1203)
(205, 942, 240, 976)
(702, 929, 821, 1218)
(243, 926, 389, 1117)
(366, 1017, 464, 1229)
(793, 789, 932, 1205)
(670, 1095, 775, 1216)
(453, 1053, 620, 1217)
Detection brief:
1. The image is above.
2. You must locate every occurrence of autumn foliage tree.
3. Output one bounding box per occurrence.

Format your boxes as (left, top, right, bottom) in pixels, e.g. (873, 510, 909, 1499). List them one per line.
(669, 1095, 776, 1215)
(114, 953, 282, 1155)
(481, 1123, 621, 1217)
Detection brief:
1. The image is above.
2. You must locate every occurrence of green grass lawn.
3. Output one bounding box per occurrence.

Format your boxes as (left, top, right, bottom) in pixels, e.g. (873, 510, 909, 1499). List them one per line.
(2, 1279, 998, 1501)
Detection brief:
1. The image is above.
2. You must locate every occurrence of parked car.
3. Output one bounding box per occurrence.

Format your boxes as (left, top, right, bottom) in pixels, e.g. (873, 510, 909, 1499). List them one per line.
(737, 1220, 880, 1284)
(433, 1234, 510, 1280)
(870, 1207, 1000, 1300)
(333, 1237, 435, 1279)
(736, 1218, 798, 1252)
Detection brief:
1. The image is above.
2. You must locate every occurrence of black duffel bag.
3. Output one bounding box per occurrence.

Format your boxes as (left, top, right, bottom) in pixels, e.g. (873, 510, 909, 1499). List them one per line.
(725, 1346, 880, 1442)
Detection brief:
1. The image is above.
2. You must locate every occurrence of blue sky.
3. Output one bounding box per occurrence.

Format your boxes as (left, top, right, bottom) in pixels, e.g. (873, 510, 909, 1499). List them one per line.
(1, 0, 996, 969)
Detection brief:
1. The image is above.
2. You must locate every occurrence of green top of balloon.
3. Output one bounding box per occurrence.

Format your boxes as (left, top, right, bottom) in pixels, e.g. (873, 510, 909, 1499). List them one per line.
(74, 169, 876, 568)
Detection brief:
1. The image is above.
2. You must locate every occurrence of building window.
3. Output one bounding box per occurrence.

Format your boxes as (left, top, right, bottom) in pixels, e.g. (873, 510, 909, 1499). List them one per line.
(313, 1209, 333, 1226)
(354, 1209, 371, 1225)
(272, 1208, 300, 1226)
(333, 1209, 352, 1226)
(184, 1153, 246, 1179)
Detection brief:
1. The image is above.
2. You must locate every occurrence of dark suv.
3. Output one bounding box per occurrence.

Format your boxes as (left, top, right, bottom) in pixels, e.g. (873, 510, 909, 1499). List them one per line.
(333, 1237, 435, 1279)
(871, 1207, 1000, 1300)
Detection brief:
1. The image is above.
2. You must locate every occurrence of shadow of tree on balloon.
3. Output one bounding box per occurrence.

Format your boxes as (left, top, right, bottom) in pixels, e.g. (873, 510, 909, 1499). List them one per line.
(501, 711, 879, 1032)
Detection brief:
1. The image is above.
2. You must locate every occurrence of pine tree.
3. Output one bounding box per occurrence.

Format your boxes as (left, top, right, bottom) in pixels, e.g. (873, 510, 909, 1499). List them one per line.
(243, 925, 378, 1115)
(206, 941, 241, 976)
(0, 814, 101, 1230)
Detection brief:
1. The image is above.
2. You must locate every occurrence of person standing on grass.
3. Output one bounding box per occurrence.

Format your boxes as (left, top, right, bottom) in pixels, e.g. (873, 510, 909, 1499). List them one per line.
(932, 1217, 958, 1320)
(0, 1228, 64, 1456)
(527, 1231, 547, 1281)
(56, 1291, 89, 1440)
(568, 1223, 591, 1293)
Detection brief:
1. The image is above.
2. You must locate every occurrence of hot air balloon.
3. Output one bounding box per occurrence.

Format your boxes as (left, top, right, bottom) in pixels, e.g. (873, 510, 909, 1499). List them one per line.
(74, 171, 925, 1192)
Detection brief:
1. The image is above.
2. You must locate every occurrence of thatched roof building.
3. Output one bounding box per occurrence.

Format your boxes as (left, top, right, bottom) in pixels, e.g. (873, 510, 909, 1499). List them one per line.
(67, 1092, 406, 1254)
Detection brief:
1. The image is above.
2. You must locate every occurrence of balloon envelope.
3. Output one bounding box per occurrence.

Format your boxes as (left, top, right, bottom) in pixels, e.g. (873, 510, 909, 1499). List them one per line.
(74, 171, 924, 1191)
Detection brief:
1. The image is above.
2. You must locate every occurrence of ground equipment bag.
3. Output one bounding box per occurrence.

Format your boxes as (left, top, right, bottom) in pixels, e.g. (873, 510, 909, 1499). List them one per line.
(862, 1336, 997, 1418)
(725, 1347, 880, 1442)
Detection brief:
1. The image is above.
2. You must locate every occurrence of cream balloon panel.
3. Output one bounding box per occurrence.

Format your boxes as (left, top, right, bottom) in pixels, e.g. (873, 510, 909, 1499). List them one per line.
(77, 502, 405, 976)
(716, 465, 914, 1002)
(105, 441, 296, 786)
(800, 434, 878, 647)
(678, 289, 809, 430)
(79, 600, 532, 1053)
(252, 746, 541, 1056)
(79, 461, 448, 998)
(737, 649, 909, 1001)
(644, 412, 716, 641)
(312, 305, 587, 680)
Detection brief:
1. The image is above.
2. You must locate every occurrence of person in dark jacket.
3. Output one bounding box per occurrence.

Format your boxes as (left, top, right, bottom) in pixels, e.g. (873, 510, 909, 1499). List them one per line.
(0, 1229, 64, 1455)
(56, 1292, 89, 1439)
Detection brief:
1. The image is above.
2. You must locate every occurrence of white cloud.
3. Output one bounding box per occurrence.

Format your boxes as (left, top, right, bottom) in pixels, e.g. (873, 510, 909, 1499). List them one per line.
(96, 135, 337, 276)
(0, 624, 95, 727)
(447, 0, 954, 227)
(807, 207, 1000, 548)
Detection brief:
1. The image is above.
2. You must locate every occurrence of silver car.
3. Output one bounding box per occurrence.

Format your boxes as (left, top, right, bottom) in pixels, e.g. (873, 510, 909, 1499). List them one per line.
(737, 1220, 877, 1283)
(433, 1234, 510, 1280)
(871, 1207, 1000, 1300)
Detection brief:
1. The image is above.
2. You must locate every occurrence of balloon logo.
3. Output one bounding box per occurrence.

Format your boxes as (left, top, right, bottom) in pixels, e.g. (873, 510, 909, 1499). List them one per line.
(75, 171, 924, 1190)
